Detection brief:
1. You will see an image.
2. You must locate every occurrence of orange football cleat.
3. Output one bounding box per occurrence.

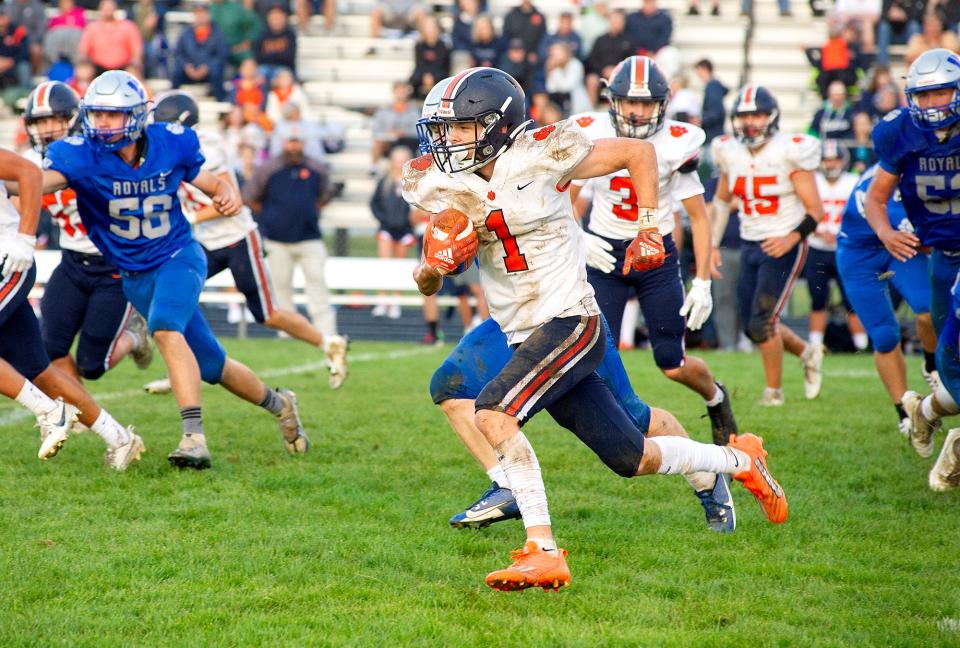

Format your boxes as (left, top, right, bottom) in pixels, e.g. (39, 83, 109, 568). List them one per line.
(485, 541, 571, 592)
(729, 433, 788, 524)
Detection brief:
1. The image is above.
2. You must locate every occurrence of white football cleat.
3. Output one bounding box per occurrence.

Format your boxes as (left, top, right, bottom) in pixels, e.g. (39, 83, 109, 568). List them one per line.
(37, 399, 80, 460)
(929, 428, 960, 492)
(757, 387, 784, 407)
(126, 312, 153, 370)
(801, 343, 823, 400)
(899, 417, 911, 438)
(104, 428, 145, 471)
(143, 377, 172, 394)
(276, 388, 310, 453)
(922, 366, 942, 393)
(902, 390, 940, 458)
(325, 335, 349, 390)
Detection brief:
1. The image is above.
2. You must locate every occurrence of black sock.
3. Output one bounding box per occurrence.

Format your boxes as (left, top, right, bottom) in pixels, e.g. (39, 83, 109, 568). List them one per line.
(924, 351, 937, 374)
(180, 406, 202, 436)
(427, 321, 438, 337)
(259, 387, 284, 415)
(895, 403, 907, 421)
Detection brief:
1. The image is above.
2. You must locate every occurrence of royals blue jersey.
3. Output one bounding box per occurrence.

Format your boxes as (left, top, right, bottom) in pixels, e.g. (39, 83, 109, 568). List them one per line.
(44, 123, 205, 271)
(839, 165, 911, 246)
(873, 108, 960, 250)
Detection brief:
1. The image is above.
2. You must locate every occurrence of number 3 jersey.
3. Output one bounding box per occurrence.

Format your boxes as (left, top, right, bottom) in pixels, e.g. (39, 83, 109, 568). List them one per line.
(44, 122, 205, 271)
(402, 119, 598, 344)
(873, 107, 960, 250)
(569, 111, 705, 239)
(710, 131, 821, 241)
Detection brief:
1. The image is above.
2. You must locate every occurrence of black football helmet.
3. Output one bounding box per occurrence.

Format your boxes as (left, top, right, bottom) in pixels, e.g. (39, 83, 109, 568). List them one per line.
(152, 90, 200, 128)
(416, 67, 531, 174)
(601, 55, 670, 139)
(24, 81, 80, 152)
(820, 139, 849, 179)
(730, 84, 779, 148)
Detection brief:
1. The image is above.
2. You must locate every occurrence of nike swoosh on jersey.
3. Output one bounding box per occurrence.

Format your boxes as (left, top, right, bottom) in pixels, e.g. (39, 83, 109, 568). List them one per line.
(517, 181, 534, 191)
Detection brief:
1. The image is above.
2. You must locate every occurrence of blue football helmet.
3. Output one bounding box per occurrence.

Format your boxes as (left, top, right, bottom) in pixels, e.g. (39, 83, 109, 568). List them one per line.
(601, 55, 671, 139)
(730, 84, 779, 148)
(905, 47, 960, 131)
(80, 70, 150, 152)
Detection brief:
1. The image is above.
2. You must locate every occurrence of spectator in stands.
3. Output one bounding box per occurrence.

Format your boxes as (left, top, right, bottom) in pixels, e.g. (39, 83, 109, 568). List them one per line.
(409, 15, 450, 100)
(502, 1, 546, 66)
(68, 59, 95, 96)
(806, 19, 862, 98)
(498, 38, 535, 97)
(131, 0, 162, 79)
(452, 0, 480, 53)
(809, 79, 855, 141)
(905, 11, 960, 64)
(585, 9, 635, 106)
(44, 0, 86, 72)
(687, 0, 721, 16)
(6, 0, 44, 74)
(48, 0, 86, 31)
(370, 80, 420, 172)
(545, 11, 583, 61)
(695, 58, 727, 143)
(876, 0, 926, 65)
(627, 0, 672, 56)
(295, 0, 336, 35)
(255, 4, 297, 82)
(855, 64, 897, 115)
(370, 146, 417, 319)
(209, 0, 261, 67)
(544, 41, 591, 116)
(231, 57, 271, 129)
(0, 6, 29, 105)
(848, 111, 877, 173)
(531, 94, 563, 127)
(265, 67, 312, 124)
(834, 0, 881, 56)
(243, 121, 339, 338)
(370, 0, 423, 39)
(578, 0, 609, 57)
(172, 2, 229, 101)
(77, 0, 144, 75)
(468, 14, 502, 68)
(667, 75, 702, 123)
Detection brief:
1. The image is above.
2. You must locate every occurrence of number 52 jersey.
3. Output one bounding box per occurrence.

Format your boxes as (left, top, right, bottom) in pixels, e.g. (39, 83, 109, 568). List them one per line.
(44, 122, 206, 272)
(402, 119, 598, 344)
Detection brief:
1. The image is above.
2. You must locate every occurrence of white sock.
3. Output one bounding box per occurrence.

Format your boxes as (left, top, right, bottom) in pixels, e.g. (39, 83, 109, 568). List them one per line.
(650, 436, 750, 476)
(704, 383, 723, 407)
(685, 471, 718, 493)
(15, 381, 57, 417)
(495, 432, 550, 529)
(921, 395, 937, 422)
(852, 332, 868, 350)
(90, 409, 130, 448)
(934, 386, 960, 415)
(486, 465, 510, 488)
(808, 331, 824, 346)
(529, 537, 558, 553)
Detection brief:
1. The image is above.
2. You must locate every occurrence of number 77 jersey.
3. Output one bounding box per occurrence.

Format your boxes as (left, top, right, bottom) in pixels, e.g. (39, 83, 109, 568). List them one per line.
(710, 131, 821, 241)
(43, 122, 205, 272)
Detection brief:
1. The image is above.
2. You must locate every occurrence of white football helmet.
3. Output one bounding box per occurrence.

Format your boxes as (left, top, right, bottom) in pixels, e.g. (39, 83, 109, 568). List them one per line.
(80, 70, 150, 151)
(416, 76, 454, 155)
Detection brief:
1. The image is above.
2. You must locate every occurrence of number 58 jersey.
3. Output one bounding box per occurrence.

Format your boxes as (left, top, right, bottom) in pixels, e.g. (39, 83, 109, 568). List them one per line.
(711, 131, 821, 241)
(44, 122, 205, 272)
(402, 120, 598, 344)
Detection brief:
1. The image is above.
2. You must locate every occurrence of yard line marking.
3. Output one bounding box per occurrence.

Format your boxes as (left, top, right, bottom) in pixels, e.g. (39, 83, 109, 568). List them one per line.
(0, 346, 439, 428)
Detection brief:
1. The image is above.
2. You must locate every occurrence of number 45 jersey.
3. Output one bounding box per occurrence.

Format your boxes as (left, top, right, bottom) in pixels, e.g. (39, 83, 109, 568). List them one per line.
(711, 131, 821, 241)
(44, 122, 205, 271)
(873, 107, 960, 250)
(402, 119, 598, 344)
(569, 111, 705, 239)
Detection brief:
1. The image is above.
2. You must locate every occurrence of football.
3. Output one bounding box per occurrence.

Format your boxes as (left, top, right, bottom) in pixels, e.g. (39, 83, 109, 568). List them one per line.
(431, 208, 474, 242)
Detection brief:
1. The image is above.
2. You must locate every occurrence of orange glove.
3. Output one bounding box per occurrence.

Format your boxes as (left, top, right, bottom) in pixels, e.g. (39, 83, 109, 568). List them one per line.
(623, 229, 666, 274)
(423, 217, 478, 275)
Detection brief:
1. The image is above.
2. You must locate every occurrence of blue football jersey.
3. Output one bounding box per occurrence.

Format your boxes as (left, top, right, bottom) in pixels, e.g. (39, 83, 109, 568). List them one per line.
(873, 108, 960, 250)
(839, 165, 911, 246)
(44, 123, 205, 271)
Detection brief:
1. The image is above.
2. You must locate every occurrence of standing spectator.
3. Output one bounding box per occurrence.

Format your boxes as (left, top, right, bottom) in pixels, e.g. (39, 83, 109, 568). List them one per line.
(131, 0, 162, 79)
(809, 79, 855, 141)
(876, 0, 926, 65)
(77, 0, 144, 75)
(370, 146, 417, 319)
(627, 0, 673, 56)
(585, 9, 635, 106)
(209, 0, 261, 67)
(544, 42, 590, 115)
(502, 0, 546, 66)
(5, 0, 44, 74)
(695, 58, 728, 143)
(172, 2, 228, 101)
(0, 6, 28, 105)
(243, 122, 338, 338)
(370, 80, 420, 171)
(255, 4, 297, 82)
(905, 11, 960, 64)
(544, 11, 583, 61)
(265, 67, 312, 125)
(409, 15, 450, 100)
(43, 0, 86, 70)
(468, 14, 502, 68)
(370, 0, 423, 38)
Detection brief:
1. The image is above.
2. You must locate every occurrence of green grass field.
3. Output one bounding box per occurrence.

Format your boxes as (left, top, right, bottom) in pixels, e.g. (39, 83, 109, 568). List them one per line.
(1, 340, 958, 647)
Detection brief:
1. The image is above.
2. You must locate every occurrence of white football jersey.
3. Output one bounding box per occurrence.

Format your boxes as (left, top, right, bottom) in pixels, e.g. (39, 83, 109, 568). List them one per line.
(402, 119, 598, 344)
(24, 148, 99, 254)
(711, 131, 821, 241)
(179, 129, 257, 250)
(570, 112, 705, 239)
(0, 180, 21, 240)
(811, 171, 858, 251)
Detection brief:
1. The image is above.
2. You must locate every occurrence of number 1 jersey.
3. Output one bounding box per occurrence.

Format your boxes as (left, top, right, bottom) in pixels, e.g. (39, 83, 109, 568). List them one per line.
(44, 122, 205, 271)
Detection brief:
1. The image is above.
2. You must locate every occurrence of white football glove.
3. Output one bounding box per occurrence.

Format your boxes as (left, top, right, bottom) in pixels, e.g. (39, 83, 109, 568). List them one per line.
(583, 231, 616, 274)
(679, 277, 713, 331)
(0, 233, 36, 275)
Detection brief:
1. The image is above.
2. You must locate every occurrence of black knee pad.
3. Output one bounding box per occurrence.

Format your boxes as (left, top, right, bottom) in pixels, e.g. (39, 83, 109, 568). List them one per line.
(746, 318, 772, 344)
